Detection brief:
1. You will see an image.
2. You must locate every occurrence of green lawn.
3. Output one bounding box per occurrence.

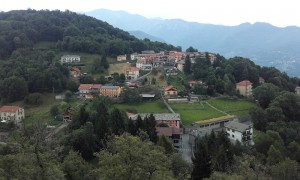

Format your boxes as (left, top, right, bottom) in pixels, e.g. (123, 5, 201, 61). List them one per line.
(207, 98, 255, 116)
(24, 93, 62, 126)
(170, 103, 225, 126)
(114, 101, 169, 114)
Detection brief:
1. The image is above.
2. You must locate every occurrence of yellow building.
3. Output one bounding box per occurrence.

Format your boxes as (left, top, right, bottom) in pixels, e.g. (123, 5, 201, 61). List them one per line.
(99, 86, 121, 97)
(236, 80, 253, 97)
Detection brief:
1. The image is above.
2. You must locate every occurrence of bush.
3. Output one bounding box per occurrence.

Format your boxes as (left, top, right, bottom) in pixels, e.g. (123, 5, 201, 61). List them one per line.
(24, 93, 43, 105)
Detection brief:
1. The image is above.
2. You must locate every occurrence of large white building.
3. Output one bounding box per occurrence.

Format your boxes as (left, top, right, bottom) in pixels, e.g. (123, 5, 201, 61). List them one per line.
(60, 55, 80, 64)
(0, 106, 25, 123)
(225, 121, 253, 145)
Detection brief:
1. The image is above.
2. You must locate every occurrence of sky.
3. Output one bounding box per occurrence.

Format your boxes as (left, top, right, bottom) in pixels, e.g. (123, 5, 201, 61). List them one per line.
(1, 0, 300, 27)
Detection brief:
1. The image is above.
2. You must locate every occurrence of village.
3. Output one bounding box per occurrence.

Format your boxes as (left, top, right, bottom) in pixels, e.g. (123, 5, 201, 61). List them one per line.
(0, 49, 277, 160)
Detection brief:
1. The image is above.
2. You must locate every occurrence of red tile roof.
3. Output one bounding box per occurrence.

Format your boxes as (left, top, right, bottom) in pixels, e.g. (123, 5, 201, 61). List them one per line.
(78, 84, 101, 90)
(70, 67, 80, 73)
(125, 67, 140, 72)
(0, 106, 20, 113)
(164, 85, 177, 91)
(236, 80, 252, 86)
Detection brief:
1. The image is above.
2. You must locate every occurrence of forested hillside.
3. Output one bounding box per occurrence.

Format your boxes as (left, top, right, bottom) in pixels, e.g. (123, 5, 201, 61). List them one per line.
(0, 9, 180, 103)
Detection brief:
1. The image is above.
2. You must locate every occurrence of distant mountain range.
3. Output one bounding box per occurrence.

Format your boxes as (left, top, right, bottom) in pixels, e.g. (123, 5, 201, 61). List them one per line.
(85, 9, 300, 77)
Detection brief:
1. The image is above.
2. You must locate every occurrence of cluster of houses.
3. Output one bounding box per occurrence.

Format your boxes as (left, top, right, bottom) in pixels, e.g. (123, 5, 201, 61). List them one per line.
(78, 84, 122, 99)
(0, 106, 25, 124)
(117, 50, 218, 74)
(188, 115, 254, 146)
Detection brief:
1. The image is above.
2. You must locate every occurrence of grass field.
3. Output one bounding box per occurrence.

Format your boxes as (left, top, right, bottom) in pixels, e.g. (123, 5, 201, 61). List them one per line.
(108, 63, 131, 75)
(23, 93, 62, 126)
(114, 101, 169, 114)
(207, 98, 255, 116)
(170, 102, 225, 126)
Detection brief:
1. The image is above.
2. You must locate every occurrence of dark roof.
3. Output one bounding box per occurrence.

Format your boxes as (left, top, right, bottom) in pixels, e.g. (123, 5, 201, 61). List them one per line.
(224, 121, 252, 132)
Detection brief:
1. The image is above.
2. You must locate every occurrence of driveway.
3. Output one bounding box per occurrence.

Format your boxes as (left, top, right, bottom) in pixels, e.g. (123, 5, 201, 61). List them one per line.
(178, 133, 192, 163)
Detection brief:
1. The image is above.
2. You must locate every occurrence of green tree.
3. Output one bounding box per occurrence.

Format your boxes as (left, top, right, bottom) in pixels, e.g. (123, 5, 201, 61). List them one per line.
(183, 55, 191, 74)
(157, 135, 174, 154)
(100, 55, 109, 69)
(50, 105, 59, 117)
(266, 145, 284, 165)
(191, 137, 212, 180)
(62, 150, 91, 180)
(253, 83, 280, 109)
(109, 108, 125, 135)
(270, 159, 300, 180)
(249, 106, 268, 132)
(94, 134, 173, 180)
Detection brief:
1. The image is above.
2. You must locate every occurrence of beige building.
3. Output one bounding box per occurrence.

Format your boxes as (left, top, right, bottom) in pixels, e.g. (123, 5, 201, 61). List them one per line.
(0, 106, 25, 123)
(164, 85, 178, 97)
(236, 80, 253, 97)
(117, 55, 127, 61)
(99, 86, 122, 97)
(177, 60, 185, 72)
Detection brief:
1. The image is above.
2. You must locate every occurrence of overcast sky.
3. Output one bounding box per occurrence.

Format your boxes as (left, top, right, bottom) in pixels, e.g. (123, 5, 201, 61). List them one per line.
(1, 0, 300, 27)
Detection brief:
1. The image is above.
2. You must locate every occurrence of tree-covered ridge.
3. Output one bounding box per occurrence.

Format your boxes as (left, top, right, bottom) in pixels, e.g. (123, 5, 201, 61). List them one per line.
(0, 9, 180, 59)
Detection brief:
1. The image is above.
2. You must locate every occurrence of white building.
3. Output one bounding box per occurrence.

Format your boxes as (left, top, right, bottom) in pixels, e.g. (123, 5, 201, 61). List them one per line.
(0, 106, 25, 123)
(60, 55, 80, 64)
(225, 121, 253, 145)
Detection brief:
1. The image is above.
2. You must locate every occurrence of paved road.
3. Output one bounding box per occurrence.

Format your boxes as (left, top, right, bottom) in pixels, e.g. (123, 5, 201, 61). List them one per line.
(177, 134, 192, 163)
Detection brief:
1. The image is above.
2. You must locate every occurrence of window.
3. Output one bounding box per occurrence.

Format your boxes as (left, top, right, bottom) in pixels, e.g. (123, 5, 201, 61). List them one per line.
(232, 134, 235, 138)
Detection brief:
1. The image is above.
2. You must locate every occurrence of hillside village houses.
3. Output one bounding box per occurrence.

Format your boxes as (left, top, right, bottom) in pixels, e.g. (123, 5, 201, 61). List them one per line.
(125, 67, 140, 79)
(164, 85, 178, 97)
(60, 55, 80, 64)
(295, 86, 300, 95)
(236, 80, 253, 97)
(127, 50, 217, 75)
(0, 106, 25, 123)
(117, 55, 127, 62)
(78, 84, 122, 98)
(69, 67, 81, 78)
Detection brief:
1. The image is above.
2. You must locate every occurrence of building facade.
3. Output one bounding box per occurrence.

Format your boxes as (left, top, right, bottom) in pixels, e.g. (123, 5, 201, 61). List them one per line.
(60, 55, 80, 64)
(0, 106, 25, 123)
(78, 84, 101, 95)
(236, 80, 253, 97)
(99, 86, 121, 97)
(224, 121, 253, 145)
(164, 85, 178, 97)
(125, 67, 140, 79)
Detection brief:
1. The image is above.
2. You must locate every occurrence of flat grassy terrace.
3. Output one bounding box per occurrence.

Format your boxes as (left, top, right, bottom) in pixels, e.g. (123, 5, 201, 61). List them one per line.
(170, 102, 225, 126)
(114, 101, 169, 114)
(207, 98, 255, 116)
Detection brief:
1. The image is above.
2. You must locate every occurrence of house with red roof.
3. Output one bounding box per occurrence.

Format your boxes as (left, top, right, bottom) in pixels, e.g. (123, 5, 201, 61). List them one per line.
(0, 106, 25, 123)
(164, 85, 178, 97)
(78, 84, 101, 95)
(70, 67, 81, 78)
(236, 80, 253, 97)
(125, 67, 140, 79)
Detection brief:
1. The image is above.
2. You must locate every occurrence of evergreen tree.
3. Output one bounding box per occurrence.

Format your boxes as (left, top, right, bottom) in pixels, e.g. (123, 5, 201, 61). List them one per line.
(110, 108, 125, 135)
(184, 55, 191, 74)
(127, 118, 137, 136)
(136, 115, 144, 131)
(100, 55, 109, 69)
(191, 137, 212, 180)
(145, 114, 158, 143)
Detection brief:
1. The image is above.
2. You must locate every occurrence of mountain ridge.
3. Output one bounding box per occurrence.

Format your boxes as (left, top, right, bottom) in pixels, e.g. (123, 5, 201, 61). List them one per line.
(85, 9, 300, 77)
